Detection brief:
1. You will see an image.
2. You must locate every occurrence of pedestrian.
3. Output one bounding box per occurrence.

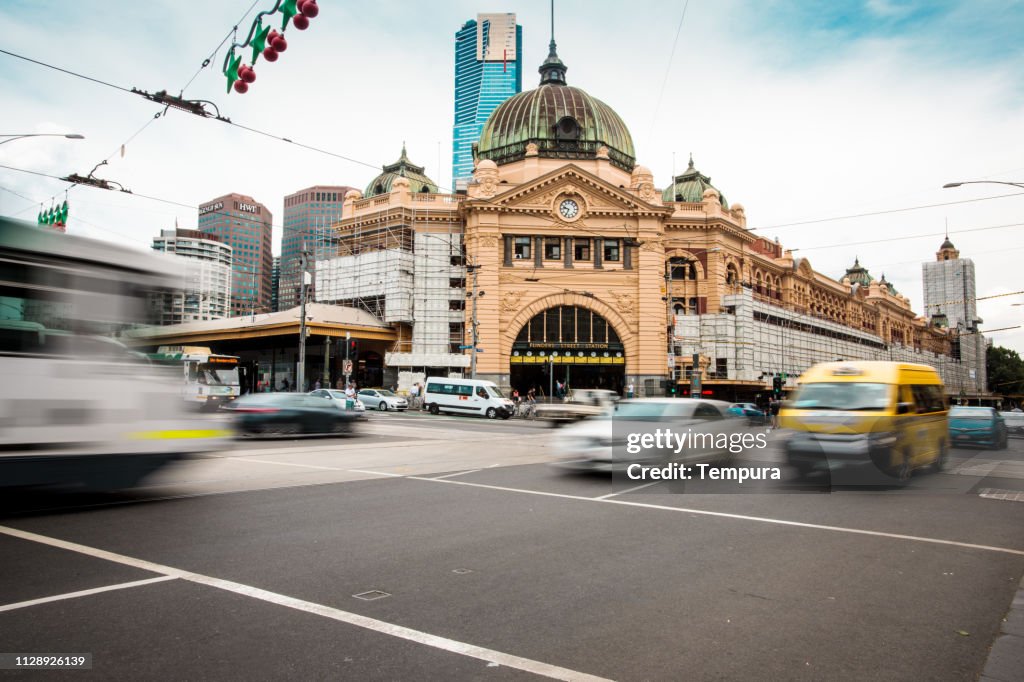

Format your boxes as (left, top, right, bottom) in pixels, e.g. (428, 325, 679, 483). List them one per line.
(770, 398, 781, 428)
(626, 381, 635, 399)
(281, 377, 290, 392)
(409, 382, 421, 410)
(336, 377, 344, 390)
(314, 379, 321, 391)
(345, 383, 356, 400)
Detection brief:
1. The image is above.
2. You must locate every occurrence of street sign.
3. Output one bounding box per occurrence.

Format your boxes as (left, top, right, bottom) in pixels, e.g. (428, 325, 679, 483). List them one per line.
(343, 359, 353, 375)
(476, 349, 484, 353)
(458, 345, 473, 349)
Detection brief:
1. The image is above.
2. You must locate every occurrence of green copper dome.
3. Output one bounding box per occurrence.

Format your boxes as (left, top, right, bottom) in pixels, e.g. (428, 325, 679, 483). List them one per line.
(661, 155, 728, 208)
(475, 42, 636, 172)
(365, 145, 438, 197)
(843, 257, 873, 287)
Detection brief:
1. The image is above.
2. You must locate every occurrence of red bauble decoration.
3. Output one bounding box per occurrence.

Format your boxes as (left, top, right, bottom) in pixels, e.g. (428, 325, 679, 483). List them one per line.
(271, 34, 287, 52)
(234, 80, 249, 94)
(297, 0, 308, 10)
(293, 14, 309, 30)
(263, 47, 279, 62)
(239, 65, 256, 83)
(301, 0, 319, 18)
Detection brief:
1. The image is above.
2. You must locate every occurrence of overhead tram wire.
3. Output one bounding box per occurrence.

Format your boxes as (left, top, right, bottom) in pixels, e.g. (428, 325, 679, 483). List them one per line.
(180, 0, 261, 95)
(646, 0, 691, 152)
(790, 221, 1024, 253)
(747, 191, 1024, 233)
(8, 44, 1024, 258)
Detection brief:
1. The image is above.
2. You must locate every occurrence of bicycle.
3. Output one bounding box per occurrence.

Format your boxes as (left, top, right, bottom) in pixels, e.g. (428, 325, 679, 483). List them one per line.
(514, 401, 536, 419)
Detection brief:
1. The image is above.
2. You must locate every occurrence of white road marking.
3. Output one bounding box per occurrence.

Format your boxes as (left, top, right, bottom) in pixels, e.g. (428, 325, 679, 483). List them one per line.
(595, 482, 659, 500)
(403, 476, 1024, 557)
(229, 457, 345, 471)
(347, 469, 406, 478)
(429, 470, 482, 480)
(0, 575, 176, 613)
(0, 526, 611, 682)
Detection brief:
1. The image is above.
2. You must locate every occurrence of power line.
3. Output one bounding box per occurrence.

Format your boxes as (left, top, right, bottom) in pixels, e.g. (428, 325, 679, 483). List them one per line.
(0, 48, 133, 94)
(181, 0, 261, 95)
(791, 221, 1024, 252)
(749, 191, 1024, 232)
(646, 0, 690, 151)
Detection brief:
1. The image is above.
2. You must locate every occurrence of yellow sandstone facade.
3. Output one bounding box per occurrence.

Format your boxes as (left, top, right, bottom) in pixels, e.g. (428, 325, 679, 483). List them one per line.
(329, 42, 957, 398)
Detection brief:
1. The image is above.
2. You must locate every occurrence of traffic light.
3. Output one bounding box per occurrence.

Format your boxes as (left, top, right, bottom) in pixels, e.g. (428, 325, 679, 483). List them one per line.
(346, 338, 358, 359)
(772, 374, 782, 395)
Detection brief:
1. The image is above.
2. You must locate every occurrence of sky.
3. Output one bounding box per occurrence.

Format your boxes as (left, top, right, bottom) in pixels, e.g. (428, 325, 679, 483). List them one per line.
(1, 0, 1023, 352)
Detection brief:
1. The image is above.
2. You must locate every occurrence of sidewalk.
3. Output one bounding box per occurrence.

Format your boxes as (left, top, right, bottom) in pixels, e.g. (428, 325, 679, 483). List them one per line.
(981, 574, 1024, 681)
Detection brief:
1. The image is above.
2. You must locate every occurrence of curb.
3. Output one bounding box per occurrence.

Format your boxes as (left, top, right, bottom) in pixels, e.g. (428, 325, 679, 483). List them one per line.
(980, 574, 1024, 681)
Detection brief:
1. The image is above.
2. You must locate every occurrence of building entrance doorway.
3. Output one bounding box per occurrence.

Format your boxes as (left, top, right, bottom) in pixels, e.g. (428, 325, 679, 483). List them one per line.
(509, 306, 625, 397)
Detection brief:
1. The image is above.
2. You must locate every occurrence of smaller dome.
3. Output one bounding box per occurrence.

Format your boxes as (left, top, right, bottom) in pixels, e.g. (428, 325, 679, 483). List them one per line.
(879, 273, 898, 296)
(843, 257, 873, 287)
(940, 236, 955, 250)
(662, 155, 728, 208)
(365, 144, 438, 197)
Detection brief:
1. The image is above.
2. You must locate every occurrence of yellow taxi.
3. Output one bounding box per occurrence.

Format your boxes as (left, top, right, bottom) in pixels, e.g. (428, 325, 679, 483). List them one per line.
(779, 361, 948, 483)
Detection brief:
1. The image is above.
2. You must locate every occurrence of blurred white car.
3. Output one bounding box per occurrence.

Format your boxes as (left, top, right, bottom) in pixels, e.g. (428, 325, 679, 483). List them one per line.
(309, 389, 366, 413)
(552, 398, 746, 473)
(358, 389, 409, 411)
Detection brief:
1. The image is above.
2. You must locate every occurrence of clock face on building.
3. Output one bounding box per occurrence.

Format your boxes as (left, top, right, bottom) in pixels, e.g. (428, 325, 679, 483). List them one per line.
(559, 198, 580, 220)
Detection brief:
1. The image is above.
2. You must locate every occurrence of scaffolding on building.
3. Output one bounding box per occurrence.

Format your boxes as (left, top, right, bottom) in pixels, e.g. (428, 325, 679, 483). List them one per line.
(314, 194, 468, 375)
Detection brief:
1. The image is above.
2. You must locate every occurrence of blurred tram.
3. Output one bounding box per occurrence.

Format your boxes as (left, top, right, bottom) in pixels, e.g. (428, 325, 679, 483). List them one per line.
(0, 218, 231, 490)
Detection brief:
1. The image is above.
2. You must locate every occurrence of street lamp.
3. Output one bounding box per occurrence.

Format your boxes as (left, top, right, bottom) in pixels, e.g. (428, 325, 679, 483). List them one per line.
(0, 133, 85, 146)
(943, 180, 1024, 190)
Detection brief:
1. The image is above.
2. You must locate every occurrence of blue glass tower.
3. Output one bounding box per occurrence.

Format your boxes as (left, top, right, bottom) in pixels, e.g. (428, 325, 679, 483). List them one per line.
(453, 14, 522, 188)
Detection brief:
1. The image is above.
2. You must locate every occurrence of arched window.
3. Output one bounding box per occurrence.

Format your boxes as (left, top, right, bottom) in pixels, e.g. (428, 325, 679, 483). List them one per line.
(374, 184, 385, 195)
(514, 306, 622, 347)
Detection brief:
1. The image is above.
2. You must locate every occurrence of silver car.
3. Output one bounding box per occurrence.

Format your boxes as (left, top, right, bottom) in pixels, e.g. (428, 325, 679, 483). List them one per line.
(358, 389, 409, 411)
(552, 398, 748, 473)
(309, 389, 366, 413)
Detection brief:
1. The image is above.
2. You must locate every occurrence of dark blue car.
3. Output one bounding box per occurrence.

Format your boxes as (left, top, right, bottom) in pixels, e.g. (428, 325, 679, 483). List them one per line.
(949, 406, 1007, 449)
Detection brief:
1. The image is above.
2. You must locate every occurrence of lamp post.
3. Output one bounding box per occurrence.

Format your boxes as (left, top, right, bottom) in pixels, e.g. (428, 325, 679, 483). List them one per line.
(0, 133, 85, 146)
(943, 180, 1024, 190)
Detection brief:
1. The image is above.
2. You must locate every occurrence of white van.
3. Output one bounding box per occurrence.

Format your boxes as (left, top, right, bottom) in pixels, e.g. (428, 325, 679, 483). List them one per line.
(424, 378, 515, 419)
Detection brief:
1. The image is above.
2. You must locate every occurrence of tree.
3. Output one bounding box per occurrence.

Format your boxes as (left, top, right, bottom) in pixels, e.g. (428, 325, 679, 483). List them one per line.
(987, 345, 1024, 396)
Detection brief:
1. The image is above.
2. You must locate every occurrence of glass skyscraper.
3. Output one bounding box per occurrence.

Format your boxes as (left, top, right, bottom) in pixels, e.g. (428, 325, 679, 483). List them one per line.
(452, 13, 522, 188)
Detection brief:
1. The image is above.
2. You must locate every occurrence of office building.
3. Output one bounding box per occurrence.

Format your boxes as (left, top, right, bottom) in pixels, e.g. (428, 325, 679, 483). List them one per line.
(453, 13, 522, 188)
(280, 185, 354, 310)
(196, 193, 273, 317)
(151, 228, 232, 324)
(923, 237, 987, 398)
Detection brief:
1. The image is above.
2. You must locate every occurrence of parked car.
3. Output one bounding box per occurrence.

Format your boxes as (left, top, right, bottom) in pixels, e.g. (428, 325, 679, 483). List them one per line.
(358, 388, 408, 411)
(949, 406, 1008, 449)
(552, 398, 747, 473)
(309, 389, 366, 413)
(224, 393, 358, 437)
(424, 378, 513, 419)
(728, 402, 767, 425)
(1001, 411, 1024, 437)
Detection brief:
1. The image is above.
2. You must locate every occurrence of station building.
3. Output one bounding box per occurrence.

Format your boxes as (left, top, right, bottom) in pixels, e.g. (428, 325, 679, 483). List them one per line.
(316, 41, 977, 400)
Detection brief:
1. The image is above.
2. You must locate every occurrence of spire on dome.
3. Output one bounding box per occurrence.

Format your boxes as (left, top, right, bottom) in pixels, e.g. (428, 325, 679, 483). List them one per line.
(539, 0, 567, 85)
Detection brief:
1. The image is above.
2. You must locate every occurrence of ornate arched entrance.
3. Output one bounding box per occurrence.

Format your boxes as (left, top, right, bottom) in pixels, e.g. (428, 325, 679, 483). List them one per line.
(509, 305, 625, 397)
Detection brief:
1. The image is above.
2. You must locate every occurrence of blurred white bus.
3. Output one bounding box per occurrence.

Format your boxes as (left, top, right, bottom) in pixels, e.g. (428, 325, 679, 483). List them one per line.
(150, 346, 241, 411)
(0, 218, 231, 490)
